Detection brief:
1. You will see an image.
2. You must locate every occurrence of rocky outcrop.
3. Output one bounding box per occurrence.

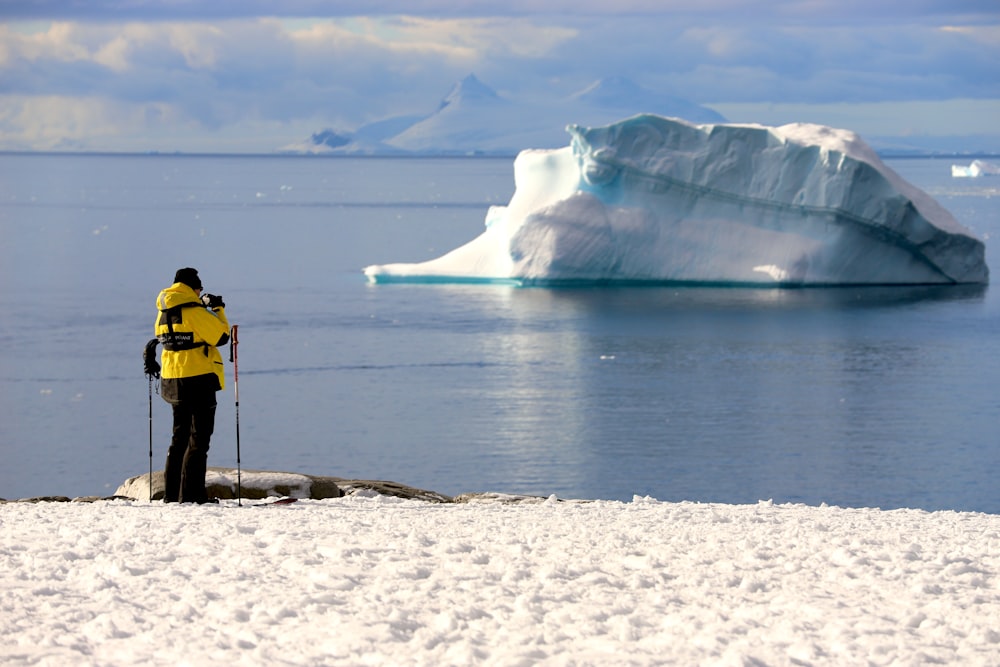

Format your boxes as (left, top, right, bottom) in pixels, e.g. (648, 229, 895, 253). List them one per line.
(1, 469, 569, 504)
(113, 467, 456, 503)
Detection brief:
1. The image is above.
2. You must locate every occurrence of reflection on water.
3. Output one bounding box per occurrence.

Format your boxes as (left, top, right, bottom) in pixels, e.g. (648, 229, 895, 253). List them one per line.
(333, 279, 999, 511)
(534, 282, 989, 312)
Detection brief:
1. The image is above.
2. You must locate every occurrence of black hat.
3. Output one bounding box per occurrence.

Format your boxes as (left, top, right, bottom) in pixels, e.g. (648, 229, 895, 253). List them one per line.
(173, 267, 202, 290)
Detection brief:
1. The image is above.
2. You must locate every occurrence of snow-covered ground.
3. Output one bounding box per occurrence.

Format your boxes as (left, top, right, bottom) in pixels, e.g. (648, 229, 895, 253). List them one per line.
(2, 494, 998, 666)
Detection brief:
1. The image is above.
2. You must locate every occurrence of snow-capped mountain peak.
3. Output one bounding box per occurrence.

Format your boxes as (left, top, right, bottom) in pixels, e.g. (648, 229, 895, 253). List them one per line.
(571, 76, 726, 123)
(284, 74, 726, 155)
(437, 74, 504, 111)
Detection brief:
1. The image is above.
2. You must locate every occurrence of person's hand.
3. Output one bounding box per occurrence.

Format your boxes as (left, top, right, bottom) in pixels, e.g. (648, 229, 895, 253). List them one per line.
(143, 338, 161, 378)
(201, 293, 225, 309)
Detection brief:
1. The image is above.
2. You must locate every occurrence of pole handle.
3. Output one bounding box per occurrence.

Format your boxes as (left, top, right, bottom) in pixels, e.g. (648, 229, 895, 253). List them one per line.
(231, 324, 239, 402)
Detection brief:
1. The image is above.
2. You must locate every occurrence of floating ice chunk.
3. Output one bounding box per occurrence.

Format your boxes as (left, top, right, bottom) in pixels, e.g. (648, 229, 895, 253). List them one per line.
(951, 159, 1000, 178)
(365, 115, 988, 285)
(753, 265, 791, 281)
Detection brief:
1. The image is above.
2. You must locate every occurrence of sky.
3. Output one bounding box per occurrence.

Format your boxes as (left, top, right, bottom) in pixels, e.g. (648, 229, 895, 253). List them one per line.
(1, 0, 998, 152)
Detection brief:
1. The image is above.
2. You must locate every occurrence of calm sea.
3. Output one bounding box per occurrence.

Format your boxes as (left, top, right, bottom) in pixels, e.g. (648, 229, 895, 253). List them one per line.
(0, 153, 997, 512)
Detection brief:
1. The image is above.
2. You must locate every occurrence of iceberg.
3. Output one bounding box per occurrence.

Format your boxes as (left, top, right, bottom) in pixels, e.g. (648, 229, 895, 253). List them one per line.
(951, 159, 1000, 178)
(364, 115, 989, 286)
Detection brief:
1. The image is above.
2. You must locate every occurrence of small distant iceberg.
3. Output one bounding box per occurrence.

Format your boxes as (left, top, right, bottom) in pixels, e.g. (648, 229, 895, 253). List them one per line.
(364, 115, 989, 286)
(951, 159, 1000, 178)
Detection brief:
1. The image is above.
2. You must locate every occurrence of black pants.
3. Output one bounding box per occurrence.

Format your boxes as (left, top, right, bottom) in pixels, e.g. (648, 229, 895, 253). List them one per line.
(164, 383, 217, 503)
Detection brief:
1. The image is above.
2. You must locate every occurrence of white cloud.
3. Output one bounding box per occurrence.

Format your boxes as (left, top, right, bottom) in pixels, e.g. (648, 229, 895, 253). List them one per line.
(289, 18, 475, 64)
(0, 3, 996, 151)
(166, 23, 226, 69)
(0, 95, 146, 149)
(285, 17, 576, 73)
(939, 24, 1000, 55)
(3, 1, 997, 23)
(0, 22, 88, 65)
(376, 17, 577, 59)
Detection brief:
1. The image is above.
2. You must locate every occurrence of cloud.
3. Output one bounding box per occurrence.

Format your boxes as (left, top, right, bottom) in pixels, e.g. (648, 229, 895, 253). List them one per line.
(0, 17, 580, 122)
(0, 94, 157, 150)
(0, 2, 997, 151)
(2, 1, 997, 22)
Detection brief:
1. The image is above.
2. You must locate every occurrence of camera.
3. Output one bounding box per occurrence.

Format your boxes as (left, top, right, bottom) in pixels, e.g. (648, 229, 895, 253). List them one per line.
(201, 293, 225, 309)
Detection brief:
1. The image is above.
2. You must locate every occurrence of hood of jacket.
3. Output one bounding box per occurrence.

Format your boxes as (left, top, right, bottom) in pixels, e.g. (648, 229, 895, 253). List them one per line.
(157, 282, 202, 310)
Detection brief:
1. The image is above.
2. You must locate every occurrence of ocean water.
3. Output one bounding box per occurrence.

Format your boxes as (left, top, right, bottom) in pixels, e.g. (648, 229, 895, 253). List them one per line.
(1, 153, 998, 512)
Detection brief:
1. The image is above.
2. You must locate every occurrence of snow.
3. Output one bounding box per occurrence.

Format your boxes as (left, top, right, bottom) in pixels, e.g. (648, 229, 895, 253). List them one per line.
(364, 114, 989, 286)
(3, 492, 999, 666)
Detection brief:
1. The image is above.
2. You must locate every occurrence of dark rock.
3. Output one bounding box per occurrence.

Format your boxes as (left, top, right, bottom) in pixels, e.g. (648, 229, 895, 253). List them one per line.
(16, 496, 72, 503)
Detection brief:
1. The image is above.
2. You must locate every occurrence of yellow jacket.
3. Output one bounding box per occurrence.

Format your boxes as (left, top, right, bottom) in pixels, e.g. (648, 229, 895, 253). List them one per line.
(155, 283, 230, 390)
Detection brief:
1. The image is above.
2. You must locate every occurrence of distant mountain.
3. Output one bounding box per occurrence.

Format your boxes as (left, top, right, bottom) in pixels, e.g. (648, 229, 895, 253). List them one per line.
(283, 74, 728, 155)
(436, 74, 504, 111)
(354, 114, 428, 144)
(572, 76, 726, 124)
(304, 129, 351, 150)
(386, 74, 521, 153)
(278, 128, 407, 155)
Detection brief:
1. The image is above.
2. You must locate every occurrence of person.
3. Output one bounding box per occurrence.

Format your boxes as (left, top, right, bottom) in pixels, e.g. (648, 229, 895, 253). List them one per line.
(154, 267, 230, 503)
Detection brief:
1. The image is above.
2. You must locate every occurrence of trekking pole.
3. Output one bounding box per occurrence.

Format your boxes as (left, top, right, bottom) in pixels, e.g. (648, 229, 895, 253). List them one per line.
(143, 338, 160, 504)
(230, 324, 242, 506)
(148, 375, 154, 503)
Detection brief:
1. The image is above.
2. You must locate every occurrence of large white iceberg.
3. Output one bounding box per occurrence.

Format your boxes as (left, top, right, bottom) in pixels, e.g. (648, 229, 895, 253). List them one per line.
(364, 115, 989, 286)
